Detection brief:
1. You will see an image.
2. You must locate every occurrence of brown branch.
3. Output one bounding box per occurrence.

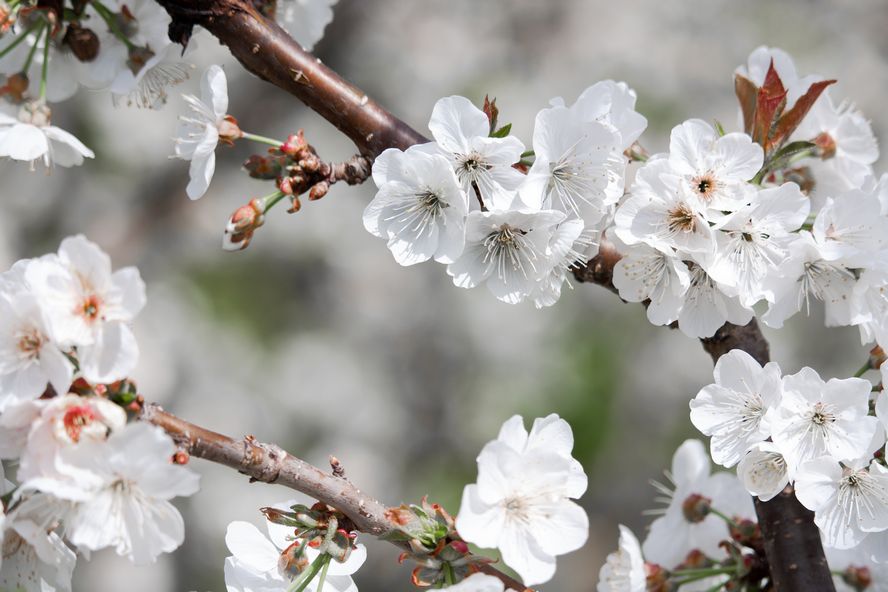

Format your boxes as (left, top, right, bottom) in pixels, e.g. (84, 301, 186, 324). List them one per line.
(140, 403, 530, 592)
(149, 0, 834, 586)
(156, 0, 427, 157)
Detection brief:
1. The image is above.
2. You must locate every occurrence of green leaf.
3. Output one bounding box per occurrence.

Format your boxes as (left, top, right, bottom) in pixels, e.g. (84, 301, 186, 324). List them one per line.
(713, 119, 726, 137)
(490, 123, 512, 138)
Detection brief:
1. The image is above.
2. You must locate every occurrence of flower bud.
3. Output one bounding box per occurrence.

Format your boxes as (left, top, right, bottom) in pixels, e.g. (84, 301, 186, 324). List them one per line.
(870, 346, 886, 372)
(681, 493, 712, 523)
(281, 131, 308, 156)
(842, 565, 872, 591)
(278, 541, 310, 579)
(63, 23, 100, 62)
(217, 115, 242, 145)
(0, 72, 29, 102)
(482, 95, 499, 135)
(0, 4, 15, 34)
(814, 131, 837, 160)
(309, 181, 329, 201)
(223, 199, 264, 252)
(729, 518, 763, 551)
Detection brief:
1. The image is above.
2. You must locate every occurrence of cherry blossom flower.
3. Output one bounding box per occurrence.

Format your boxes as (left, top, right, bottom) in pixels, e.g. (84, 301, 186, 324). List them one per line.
(770, 367, 882, 473)
(0, 283, 73, 411)
(456, 415, 589, 586)
(826, 545, 888, 592)
(642, 439, 755, 568)
(275, 0, 338, 51)
(527, 219, 596, 309)
(424, 96, 525, 210)
(364, 147, 469, 265)
(736, 442, 791, 502)
(611, 241, 690, 326)
(446, 208, 565, 304)
(613, 157, 714, 256)
(25, 235, 146, 384)
(111, 44, 191, 109)
(15, 394, 127, 483)
(444, 573, 504, 592)
(690, 349, 783, 468)
(760, 231, 857, 330)
(24, 422, 200, 565)
(677, 263, 753, 339)
(793, 91, 878, 203)
(553, 80, 648, 151)
(0, 103, 94, 168)
(174, 65, 239, 200)
(795, 458, 888, 550)
(665, 119, 763, 219)
(597, 525, 646, 592)
(519, 103, 624, 223)
(707, 183, 809, 306)
(852, 270, 888, 349)
(224, 506, 366, 592)
(812, 189, 888, 270)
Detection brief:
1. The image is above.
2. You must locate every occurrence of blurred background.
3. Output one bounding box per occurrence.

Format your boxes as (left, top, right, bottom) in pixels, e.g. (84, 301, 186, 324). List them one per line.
(2, 0, 887, 589)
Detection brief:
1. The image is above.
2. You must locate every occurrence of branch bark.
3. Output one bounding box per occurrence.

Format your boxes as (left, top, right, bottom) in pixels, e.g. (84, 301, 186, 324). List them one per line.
(140, 403, 530, 592)
(151, 0, 834, 588)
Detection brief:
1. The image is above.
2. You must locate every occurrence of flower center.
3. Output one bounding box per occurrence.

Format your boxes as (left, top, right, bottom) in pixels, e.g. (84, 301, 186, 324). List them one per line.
(80, 294, 103, 322)
(691, 173, 718, 201)
(809, 402, 836, 426)
(62, 405, 98, 443)
(16, 328, 43, 359)
(667, 203, 697, 233)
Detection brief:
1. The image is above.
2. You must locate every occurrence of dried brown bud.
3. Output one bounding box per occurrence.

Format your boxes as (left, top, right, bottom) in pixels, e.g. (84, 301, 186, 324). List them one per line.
(308, 181, 329, 201)
(63, 23, 100, 62)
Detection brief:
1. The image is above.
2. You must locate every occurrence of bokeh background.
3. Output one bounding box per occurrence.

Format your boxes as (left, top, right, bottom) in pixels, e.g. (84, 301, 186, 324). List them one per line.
(3, 0, 888, 589)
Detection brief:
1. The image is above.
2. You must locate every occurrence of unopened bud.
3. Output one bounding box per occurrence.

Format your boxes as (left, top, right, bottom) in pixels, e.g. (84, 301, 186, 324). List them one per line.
(223, 199, 264, 252)
(870, 346, 886, 372)
(814, 131, 837, 160)
(385, 505, 414, 526)
(278, 541, 309, 579)
(0, 72, 28, 102)
(681, 493, 712, 523)
(63, 23, 100, 62)
(842, 565, 872, 591)
(309, 181, 329, 201)
(644, 563, 671, 592)
(280, 131, 308, 156)
(729, 518, 762, 550)
(0, 5, 15, 34)
(172, 450, 189, 464)
(482, 95, 499, 135)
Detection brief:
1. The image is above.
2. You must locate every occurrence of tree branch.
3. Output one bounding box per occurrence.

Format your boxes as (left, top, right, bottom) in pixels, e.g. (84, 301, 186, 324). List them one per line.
(155, 0, 427, 157)
(150, 0, 834, 587)
(140, 403, 530, 592)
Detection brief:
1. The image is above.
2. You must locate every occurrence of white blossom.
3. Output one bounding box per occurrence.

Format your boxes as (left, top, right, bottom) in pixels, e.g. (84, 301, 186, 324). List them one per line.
(677, 263, 753, 339)
(174, 64, 234, 200)
(447, 208, 564, 304)
(224, 505, 366, 592)
(0, 280, 73, 411)
(770, 368, 881, 473)
(275, 0, 338, 51)
(707, 183, 809, 307)
(444, 573, 505, 592)
(527, 219, 596, 309)
(736, 442, 791, 502)
(611, 241, 690, 326)
(25, 235, 146, 384)
(0, 103, 93, 169)
(23, 422, 200, 565)
(642, 439, 755, 568)
(735, 46, 822, 107)
(597, 525, 646, 592)
(812, 189, 888, 270)
(554, 80, 648, 151)
(795, 458, 888, 550)
(690, 349, 783, 467)
(519, 103, 624, 223)
(364, 146, 468, 265)
(456, 415, 588, 586)
(424, 96, 525, 210)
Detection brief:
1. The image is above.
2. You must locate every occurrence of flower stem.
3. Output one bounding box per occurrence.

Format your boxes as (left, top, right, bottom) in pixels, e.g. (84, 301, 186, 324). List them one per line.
(38, 23, 51, 101)
(443, 563, 455, 586)
(315, 555, 331, 592)
(259, 190, 287, 214)
(242, 132, 286, 148)
(520, 149, 535, 159)
(672, 567, 734, 588)
(853, 361, 871, 378)
(21, 22, 45, 75)
(0, 19, 41, 62)
(708, 507, 736, 526)
(286, 553, 329, 592)
(90, 0, 138, 50)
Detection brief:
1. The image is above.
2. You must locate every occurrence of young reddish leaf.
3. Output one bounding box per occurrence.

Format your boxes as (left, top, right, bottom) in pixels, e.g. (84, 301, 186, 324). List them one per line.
(482, 95, 499, 136)
(752, 60, 788, 150)
(772, 79, 837, 148)
(734, 74, 758, 135)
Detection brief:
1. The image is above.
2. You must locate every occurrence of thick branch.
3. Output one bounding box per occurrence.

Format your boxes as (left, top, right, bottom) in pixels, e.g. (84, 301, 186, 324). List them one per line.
(156, 0, 428, 157)
(140, 403, 529, 592)
(574, 241, 834, 592)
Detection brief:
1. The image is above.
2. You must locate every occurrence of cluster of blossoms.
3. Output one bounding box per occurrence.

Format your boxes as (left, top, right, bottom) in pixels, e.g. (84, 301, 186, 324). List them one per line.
(361, 46, 888, 343)
(0, 0, 335, 168)
(0, 236, 200, 591)
(595, 348, 888, 592)
(223, 414, 590, 591)
(364, 85, 646, 308)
